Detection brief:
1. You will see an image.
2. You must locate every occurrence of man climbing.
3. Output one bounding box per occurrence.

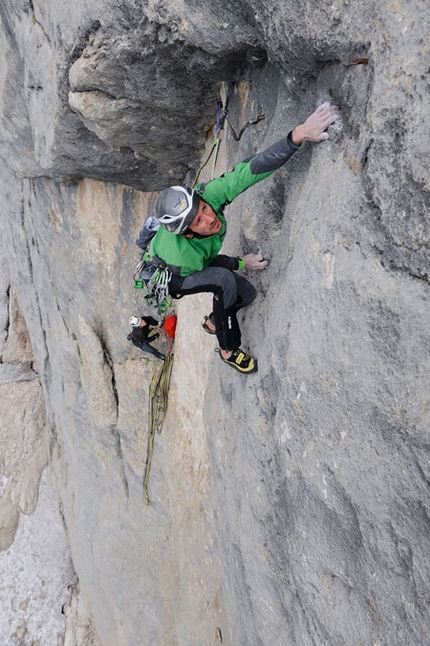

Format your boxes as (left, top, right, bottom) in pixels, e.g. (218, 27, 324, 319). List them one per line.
(150, 102, 340, 374)
(127, 315, 166, 360)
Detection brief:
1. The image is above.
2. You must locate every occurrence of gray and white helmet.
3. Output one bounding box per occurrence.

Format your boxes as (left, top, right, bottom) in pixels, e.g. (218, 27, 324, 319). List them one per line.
(154, 186, 200, 235)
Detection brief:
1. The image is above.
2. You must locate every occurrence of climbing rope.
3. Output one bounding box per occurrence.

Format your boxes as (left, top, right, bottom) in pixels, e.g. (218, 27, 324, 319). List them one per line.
(143, 351, 174, 505)
(192, 101, 224, 187)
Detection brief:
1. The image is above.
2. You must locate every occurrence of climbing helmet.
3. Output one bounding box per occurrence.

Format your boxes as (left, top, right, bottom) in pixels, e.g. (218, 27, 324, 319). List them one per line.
(154, 186, 200, 235)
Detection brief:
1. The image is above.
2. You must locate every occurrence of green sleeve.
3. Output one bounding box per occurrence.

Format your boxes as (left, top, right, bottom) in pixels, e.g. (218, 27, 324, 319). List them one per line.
(198, 134, 299, 212)
(198, 160, 273, 212)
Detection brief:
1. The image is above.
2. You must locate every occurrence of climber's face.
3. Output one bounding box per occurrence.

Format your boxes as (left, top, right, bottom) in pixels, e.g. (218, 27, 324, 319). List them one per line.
(186, 200, 222, 237)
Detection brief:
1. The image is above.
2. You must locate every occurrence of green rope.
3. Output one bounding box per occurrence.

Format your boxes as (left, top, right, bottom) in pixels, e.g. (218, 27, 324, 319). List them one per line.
(143, 352, 174, 505)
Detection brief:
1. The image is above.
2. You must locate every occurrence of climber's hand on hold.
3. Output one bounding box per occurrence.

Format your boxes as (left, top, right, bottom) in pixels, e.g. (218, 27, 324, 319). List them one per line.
(244, 253, 268, 270)
(292, 102, 340, 145)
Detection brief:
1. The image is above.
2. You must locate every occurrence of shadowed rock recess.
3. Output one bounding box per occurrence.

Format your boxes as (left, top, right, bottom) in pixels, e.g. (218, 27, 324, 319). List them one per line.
(0, 0, 429, 645)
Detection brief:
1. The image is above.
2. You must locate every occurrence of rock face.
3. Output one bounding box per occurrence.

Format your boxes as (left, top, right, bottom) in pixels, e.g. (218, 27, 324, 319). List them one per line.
(0, 280, 95, 644)
(0, 1, 429, 645)
(0, 0, 263, 189)
(0, 467, 77, 645)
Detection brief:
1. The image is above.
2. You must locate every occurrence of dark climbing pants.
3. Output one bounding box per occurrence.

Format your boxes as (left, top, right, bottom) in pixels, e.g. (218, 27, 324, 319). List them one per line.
(137, 341, 166, 360)
(169, 266, 256, 351)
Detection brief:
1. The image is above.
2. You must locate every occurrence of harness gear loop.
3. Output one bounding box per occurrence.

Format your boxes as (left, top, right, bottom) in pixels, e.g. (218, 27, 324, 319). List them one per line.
(133, 253, 173, 316)
(148, 266, 171, 304)
(145, 267, 172, 316)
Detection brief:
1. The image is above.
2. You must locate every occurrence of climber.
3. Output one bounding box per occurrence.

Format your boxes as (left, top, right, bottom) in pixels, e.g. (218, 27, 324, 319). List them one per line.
(127, 315, 166, 360)
(150, 102, 340, 374)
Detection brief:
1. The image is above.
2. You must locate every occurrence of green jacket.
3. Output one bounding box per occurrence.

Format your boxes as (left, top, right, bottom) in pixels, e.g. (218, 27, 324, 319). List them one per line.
(150, 132, 299, 276)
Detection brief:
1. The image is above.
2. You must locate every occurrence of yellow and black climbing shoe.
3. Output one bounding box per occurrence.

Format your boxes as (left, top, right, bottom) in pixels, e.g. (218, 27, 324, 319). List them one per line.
(202, 315, 216, 335)
(219, 348, 258, 374)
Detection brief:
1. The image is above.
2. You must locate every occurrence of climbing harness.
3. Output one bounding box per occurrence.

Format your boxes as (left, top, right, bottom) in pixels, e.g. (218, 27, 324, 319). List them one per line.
(134, 217, 173, 314)
(143, 351, 174, 505)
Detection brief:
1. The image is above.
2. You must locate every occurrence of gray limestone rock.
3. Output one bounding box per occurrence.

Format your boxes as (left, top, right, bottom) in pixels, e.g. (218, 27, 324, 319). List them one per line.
(0, 468, 76, 645)
(0, 0, 264, 189)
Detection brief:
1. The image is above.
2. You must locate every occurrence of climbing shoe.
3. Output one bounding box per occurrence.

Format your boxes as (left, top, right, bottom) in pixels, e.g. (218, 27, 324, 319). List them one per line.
(219, 348, 258, 374)
(201, 315, 216, 335)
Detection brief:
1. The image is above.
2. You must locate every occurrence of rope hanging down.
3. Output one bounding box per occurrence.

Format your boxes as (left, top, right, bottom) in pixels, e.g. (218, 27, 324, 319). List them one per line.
(192, 100, 224, 187)
(143, 351, 174, 505)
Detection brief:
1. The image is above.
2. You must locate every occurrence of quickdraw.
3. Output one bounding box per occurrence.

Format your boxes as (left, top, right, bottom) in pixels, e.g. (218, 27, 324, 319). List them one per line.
(134, 254, 173, 316)
(146, 267, 172, 312)
(191, 83, 265, 187)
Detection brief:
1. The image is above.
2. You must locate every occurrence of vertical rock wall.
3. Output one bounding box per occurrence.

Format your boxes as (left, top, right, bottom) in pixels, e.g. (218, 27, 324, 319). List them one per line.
(204, 67, 429, 645)
(0, 0, 428, 645)
(0, 260, 93, 644)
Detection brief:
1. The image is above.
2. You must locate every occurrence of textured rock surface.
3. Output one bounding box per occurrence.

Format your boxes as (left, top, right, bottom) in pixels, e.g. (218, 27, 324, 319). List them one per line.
(0, 0, 263, 189)
(0, 259, 102, 645)
(0, 468, 76, 645)
(0, 282, 47, 552)
(0, 1, 429, 645)
(0, 378, 47, 550)
(0, 277, 97, 644)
